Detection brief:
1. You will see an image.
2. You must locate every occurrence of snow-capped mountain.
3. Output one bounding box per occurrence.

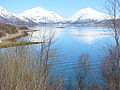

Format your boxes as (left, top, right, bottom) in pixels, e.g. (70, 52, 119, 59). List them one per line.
(0, 6, 16, 19)
(0, 6, 114, 26)
(0, 6, 36, 26)
(69, 8, 112, 23)
(0, 6, 18, 23)
(19, 7, 66, 24)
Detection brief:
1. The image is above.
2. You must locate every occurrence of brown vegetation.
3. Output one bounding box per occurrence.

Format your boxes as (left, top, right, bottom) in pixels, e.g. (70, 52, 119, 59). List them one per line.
(0, 22, 18, 36)
(18, 26, 28, 30)
(101, 46, 120, 90)
(0, 22, 29, 39)
(0, 30, 28, 42)
(0, 41, 43, 48)
(0, 48, 52, 90)
(0, 30, 63, 90)
(104, 0, 120, 89)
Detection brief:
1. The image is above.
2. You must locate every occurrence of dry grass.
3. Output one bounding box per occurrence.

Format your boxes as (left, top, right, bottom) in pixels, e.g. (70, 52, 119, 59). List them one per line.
(0, 49, 49, 90)
(0, 45, 63, 90)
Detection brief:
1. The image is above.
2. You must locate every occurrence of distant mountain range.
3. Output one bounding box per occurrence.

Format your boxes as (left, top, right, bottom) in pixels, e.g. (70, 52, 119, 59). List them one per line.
(0, 6, 113, 26)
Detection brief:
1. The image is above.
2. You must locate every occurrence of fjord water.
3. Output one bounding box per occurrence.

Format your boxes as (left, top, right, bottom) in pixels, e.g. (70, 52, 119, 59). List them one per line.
(25, 26, 113, 88)
(31, 26, 112, 62)
(30, 26, 113, 77)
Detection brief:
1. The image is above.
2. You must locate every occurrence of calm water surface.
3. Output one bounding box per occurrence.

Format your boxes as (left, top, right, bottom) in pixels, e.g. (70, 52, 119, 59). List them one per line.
(26, 26, 114, 88)
(31, 26, 113, 62)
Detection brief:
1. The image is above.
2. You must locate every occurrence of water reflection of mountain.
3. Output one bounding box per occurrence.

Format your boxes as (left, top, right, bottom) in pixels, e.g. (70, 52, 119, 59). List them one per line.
(70, 28, 110, 44)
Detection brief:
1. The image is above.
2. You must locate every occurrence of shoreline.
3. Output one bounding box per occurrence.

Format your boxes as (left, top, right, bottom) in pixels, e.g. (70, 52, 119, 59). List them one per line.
(0, 41, 43, 48)
(0, 29, 43, 48)
(0, 30, 28, 42)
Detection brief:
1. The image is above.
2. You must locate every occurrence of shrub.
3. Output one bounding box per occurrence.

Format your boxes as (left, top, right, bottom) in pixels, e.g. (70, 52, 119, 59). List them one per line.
(19, 26, 28, 30)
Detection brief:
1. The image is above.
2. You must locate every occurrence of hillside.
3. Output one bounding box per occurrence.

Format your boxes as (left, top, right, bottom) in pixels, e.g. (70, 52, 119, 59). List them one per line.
(0, 22, 28, 38)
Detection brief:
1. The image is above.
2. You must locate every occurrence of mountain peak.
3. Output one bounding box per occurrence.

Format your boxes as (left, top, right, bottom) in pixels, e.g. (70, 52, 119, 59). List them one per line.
(0, 6, 5, 10)
(79, 7, 100, 14)
(69, 7, 111, 21)
(28, 7, 45, 11)
(19, 7, 65, 23)
(0, 6, 9, 13)
(81, 7, 94, 11)
(0, 6, 17, 18)
(21, 7, 46, 14)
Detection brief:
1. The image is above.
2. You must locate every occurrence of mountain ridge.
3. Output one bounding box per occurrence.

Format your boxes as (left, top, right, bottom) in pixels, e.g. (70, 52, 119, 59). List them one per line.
(0, 6, 113, 26)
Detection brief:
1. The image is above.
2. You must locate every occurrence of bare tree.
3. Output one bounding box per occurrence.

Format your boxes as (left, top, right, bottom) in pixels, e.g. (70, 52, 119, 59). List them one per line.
(101, 45, 120, 90)
(105, 0, 120, 66)
(103, 0, 120, 89)
(33, 29, 64, 90)
(74, 53, 92, 90)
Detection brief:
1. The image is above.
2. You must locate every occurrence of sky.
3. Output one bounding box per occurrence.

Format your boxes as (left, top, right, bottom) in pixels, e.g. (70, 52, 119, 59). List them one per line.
(0, 0, 106, 18)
